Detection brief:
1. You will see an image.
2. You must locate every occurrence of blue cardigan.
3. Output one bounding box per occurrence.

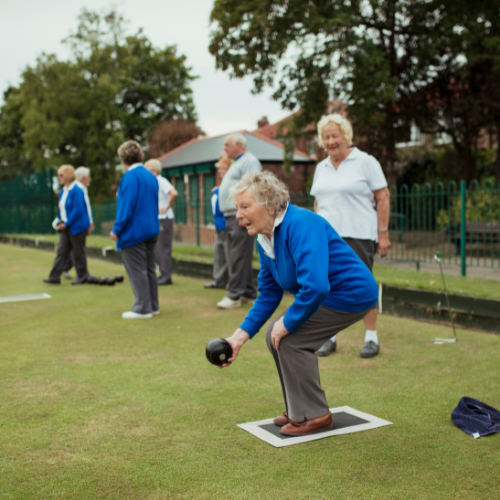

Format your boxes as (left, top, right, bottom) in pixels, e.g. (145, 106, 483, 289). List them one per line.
(113, 165, 160, 251)
(240, 204, 378, 337)
(57, 184, 90, 236)
(212, 188, 226, 231)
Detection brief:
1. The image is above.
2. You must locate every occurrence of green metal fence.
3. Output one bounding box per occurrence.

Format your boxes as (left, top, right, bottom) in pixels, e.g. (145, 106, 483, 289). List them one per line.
(291, 180, 500, 275)
(387, 180, 500, 275)
(1, 172, 499, 276)
(0, 169, 55, 235)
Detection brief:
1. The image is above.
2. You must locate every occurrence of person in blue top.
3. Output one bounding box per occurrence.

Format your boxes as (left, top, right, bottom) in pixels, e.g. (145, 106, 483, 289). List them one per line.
(204, 156, 232, 289)
(218, 171, 378, 437)
(110, 141, 160, 319)
(44, 165, 90, 285)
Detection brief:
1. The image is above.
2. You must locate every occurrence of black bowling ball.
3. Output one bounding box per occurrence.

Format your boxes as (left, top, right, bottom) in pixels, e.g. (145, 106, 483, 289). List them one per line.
(97, 277, 107, 285)
(115, 274, 124, 283)
(86, 275, 98, 284)
(206, 338, 233, 366)
(106, 277, 115, 286)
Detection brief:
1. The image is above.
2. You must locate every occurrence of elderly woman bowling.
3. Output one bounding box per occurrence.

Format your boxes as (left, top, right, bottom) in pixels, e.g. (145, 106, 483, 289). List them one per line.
(221, 171, 378, 436)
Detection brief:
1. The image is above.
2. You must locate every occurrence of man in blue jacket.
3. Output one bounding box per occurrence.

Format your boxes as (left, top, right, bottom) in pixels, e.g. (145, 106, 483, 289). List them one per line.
(44, 165, 90, 285)
(110, 141, 160, 319)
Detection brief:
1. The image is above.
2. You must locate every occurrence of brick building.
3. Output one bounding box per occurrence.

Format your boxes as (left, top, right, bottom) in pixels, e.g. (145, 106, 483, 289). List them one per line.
(157, 130, 315, 246)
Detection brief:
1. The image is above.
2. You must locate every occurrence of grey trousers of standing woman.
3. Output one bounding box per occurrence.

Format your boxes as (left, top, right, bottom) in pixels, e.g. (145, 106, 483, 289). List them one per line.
(225, 215, 256, 300)
(213, 229, 231, 287)
(48, 228, 88, 282)
(155, 218, 173, 281)
(265, 306, 372, 422)
(121, 237, 159, 314)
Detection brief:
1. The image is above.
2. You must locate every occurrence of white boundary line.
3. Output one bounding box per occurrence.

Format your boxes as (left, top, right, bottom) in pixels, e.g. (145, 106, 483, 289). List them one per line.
(0, 293, 51, 304)
(237, 406, 392, 448)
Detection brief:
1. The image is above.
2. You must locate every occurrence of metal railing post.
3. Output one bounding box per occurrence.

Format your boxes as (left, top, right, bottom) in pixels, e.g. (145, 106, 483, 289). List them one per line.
(196, 201, 200, 247)
(460, 180, 466, 276)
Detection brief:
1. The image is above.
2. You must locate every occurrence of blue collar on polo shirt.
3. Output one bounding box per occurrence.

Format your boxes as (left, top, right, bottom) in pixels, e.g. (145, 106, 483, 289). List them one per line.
(236, 153, 245, 160)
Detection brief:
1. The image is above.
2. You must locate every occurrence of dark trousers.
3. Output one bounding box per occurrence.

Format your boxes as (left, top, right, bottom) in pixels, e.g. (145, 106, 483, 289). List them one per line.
(63, 252, 74, 273)
(213, 229, 231, 287)
(154, 218, 173, 281)
(49, 229, 88, 282)
(265, 306, 371, 422)
(225, 216, 256, 300)
(122, 237, 159, 314)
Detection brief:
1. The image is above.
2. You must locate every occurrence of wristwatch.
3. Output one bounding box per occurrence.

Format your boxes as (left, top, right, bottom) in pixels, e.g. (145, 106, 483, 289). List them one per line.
(378, 228, 388, 233)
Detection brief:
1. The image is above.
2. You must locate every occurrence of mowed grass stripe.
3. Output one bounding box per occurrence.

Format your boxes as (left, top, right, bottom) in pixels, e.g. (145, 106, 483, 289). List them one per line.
(0, 244, 499, 499)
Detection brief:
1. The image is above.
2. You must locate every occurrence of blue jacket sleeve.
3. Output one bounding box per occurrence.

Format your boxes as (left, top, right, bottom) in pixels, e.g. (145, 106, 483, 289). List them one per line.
(65, 188, 87, 230)
(282, 217, 331, 333)
(239, 246, 284, 338)
(113, 173, 138, 236)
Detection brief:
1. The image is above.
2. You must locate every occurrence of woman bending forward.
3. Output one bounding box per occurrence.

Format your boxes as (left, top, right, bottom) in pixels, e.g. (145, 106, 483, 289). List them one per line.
(220, 171, 378, 436)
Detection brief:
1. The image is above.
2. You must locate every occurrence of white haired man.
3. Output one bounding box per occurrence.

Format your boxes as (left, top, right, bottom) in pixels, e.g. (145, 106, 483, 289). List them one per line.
(216, 133, 262, 309)
(145, 159, 178, 285)
(62, 166, 94, 279)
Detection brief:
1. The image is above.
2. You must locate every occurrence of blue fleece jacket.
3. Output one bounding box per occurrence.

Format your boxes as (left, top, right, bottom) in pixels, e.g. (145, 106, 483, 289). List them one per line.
(240, 204, 378, 337)
(212, 188, 226, 230)
(57, 184, 90, 236)
(113, 165, 160, 250)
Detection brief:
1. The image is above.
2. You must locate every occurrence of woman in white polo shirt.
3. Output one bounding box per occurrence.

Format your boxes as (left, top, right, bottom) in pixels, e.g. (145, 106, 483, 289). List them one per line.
(310, 113, 390, 359)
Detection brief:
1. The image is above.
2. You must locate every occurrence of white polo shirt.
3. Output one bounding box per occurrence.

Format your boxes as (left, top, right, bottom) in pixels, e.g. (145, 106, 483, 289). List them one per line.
(310, 148, 387, 241)
(158, 176, 175, 220)
(76, 180, 93, 223)
(58, 181, 77, 222)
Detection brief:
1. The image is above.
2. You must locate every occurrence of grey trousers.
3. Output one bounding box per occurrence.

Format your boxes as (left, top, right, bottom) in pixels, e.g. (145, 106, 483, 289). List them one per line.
(62, 252, 74, 273)
(155, 218, 173, 281)
(49, 229, 88, 282)
(265, 306, 371, 422)
(121, 237, 159, 314)
(225, 216, 256, 300)
(213, 229, 231, 287)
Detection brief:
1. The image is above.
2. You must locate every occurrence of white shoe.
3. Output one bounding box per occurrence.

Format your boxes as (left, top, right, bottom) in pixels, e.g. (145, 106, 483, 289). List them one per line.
(122, 311, 153, 319)
(216, 296, 242, 309)
(152, 310, 160, 315)
(62, 271, 72, 279)
(240, 296, 256, 304)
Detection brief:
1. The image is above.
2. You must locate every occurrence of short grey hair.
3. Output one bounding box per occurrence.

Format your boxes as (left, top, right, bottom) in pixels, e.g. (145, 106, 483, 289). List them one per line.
(228, 133, 247, 148)
(229, 171, 289, 215)
(145, 159, 162, 174)
(317, 113, 353, 148)
(75, 166, 90, 181)
(117, 140, 144, 165)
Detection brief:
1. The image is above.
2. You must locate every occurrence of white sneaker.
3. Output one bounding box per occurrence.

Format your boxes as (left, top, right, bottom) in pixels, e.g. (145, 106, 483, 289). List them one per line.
(152, 310, 160, 315)
(122, 311, 153, 319)
(216, 296, 242, 309)
(62, 271, 72, 280)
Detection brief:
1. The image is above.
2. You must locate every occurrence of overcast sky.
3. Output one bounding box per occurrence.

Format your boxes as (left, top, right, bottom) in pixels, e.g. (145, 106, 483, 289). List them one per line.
(1, 0, 292, 136)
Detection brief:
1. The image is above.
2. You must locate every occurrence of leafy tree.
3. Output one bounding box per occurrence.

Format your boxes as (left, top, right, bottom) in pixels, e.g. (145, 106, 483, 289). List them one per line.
(0, 88, 34, 182)
(148, 119, 204, 159)
(0, 8, 197, 199)
(209, 0, 500, 183)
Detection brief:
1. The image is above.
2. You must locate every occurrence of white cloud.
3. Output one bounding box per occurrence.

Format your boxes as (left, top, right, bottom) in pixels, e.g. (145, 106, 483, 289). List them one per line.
(0, 0, 293, 136)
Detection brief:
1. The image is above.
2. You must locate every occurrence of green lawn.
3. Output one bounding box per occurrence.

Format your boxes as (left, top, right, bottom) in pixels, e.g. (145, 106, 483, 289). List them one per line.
(6, 233, 500, 299)
(0, 244, 499, 499)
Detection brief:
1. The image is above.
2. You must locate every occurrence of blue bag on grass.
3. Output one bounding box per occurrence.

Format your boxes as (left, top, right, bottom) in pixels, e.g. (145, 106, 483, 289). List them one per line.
(452, 397, 500, 437)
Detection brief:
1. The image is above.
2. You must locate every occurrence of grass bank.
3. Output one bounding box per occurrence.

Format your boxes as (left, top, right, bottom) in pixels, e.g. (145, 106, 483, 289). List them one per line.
(0, 244, 499, 499)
